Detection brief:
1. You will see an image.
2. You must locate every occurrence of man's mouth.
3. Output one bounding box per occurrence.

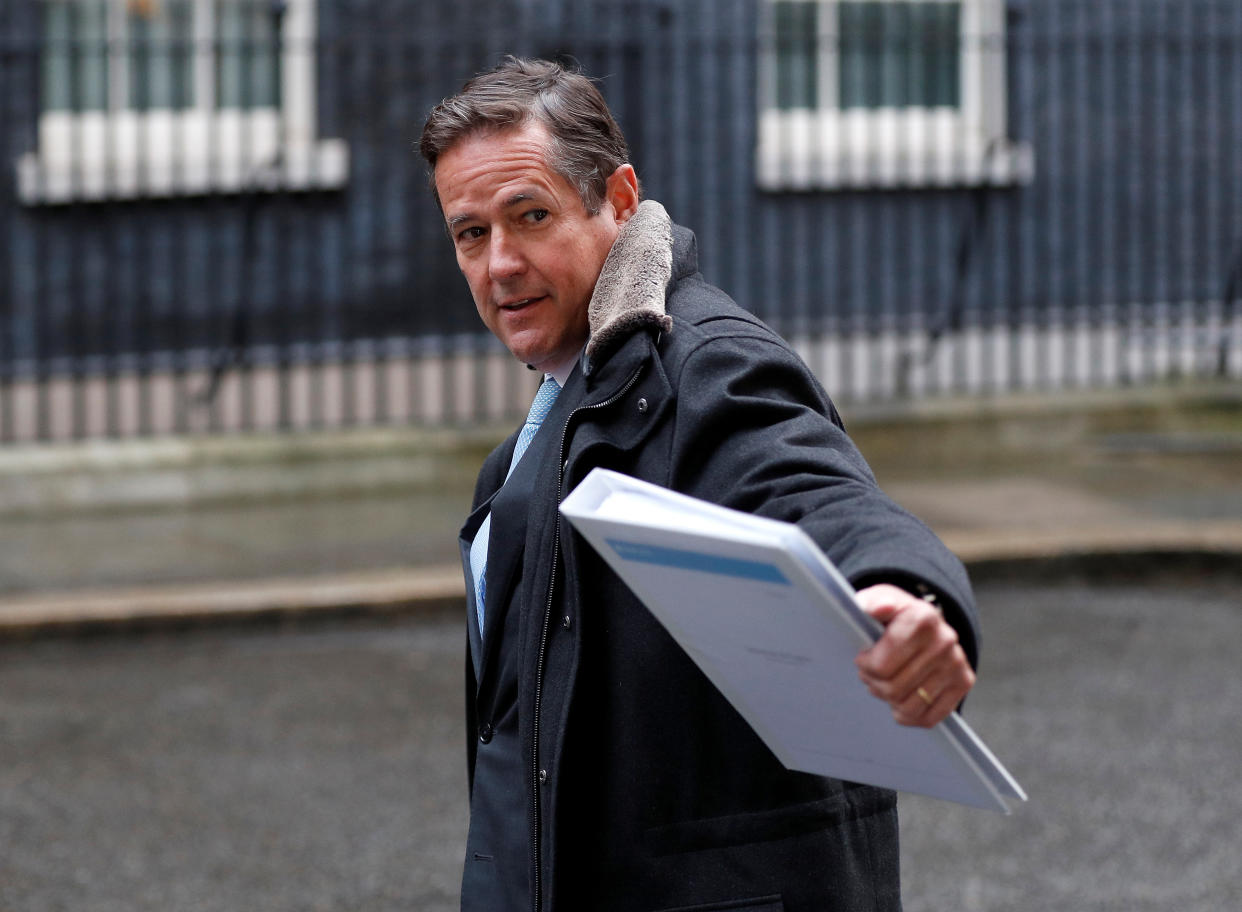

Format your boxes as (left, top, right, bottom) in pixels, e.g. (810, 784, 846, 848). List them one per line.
(499, 295, 546, 311)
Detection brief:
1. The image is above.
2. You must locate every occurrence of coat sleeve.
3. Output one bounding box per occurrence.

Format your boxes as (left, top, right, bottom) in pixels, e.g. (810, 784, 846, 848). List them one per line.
(662, 326, 980, 667)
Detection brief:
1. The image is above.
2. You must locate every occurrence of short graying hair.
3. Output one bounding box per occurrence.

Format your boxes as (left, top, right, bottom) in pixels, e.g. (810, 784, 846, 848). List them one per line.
(419, 57, 634, 214)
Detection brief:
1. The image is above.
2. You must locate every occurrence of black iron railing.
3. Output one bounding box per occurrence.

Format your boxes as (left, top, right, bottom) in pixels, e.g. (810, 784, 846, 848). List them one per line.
(1, 0, 1239, 443)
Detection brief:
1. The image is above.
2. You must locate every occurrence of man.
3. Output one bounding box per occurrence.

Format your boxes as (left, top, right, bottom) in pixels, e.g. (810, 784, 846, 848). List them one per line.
(420, 57, 978, 912)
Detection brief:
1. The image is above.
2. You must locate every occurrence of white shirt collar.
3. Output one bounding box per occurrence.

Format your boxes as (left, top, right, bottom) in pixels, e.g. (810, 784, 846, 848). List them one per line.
(544, 347, 583, 388)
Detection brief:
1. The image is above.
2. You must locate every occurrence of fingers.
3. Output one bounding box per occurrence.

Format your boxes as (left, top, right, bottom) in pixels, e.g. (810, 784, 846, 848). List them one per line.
(855, 585, 950, 681)
(863, 619, 963, 702)
(854, 583, 976, 728)
(862, 639, 974, 727)
(881, 654, 975, 727)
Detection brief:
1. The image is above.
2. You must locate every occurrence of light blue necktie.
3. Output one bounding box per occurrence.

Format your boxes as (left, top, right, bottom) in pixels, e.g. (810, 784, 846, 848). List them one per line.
(469, 376, 561, 634)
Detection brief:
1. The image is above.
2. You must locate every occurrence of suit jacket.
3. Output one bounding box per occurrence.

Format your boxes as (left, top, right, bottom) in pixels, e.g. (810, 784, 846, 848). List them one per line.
(460, 201, 978, 912)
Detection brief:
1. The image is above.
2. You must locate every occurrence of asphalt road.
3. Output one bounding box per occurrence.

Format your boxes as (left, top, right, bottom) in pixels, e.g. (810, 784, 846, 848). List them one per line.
(2, 578, 1240, 912)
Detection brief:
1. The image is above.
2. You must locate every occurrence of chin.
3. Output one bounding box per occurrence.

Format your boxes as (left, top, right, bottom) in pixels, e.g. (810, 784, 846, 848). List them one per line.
(504, 339, 553, 372)
(519, 357, 555, 374)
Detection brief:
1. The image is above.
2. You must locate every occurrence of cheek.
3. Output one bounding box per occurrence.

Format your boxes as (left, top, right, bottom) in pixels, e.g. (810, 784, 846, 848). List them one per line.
(548, 252, 588, 297)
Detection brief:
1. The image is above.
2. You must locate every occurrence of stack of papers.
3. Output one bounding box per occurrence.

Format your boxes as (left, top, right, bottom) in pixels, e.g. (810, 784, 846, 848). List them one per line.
(560, 468, 1027, 813)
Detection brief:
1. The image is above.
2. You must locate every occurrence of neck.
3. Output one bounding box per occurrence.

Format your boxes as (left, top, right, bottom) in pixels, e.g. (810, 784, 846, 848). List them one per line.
(541, 347, 582, 387)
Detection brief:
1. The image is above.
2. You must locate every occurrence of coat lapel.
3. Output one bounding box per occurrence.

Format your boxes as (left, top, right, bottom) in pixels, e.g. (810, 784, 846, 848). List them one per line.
(477, 454, 535, 673)
(463, 368, 582, 693)
(459, 495, 496, 685)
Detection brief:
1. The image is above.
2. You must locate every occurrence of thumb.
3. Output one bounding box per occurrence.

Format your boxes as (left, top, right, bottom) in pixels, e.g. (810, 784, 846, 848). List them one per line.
(854, 583, 912, 627)
(861, 601, 903, 627)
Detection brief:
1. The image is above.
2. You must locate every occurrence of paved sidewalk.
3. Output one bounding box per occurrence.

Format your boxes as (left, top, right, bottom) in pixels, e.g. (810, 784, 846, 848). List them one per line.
(5, 578, 1238, 911)
(2, 386, 1240, 634)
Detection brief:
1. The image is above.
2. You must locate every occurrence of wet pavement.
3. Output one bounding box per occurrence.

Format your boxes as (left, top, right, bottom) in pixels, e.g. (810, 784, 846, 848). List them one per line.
(1, 607, 467, 912)
(1, 385, 1241, 909)
(2, 578, 1240, 912)
(899, 575, 1242, 912)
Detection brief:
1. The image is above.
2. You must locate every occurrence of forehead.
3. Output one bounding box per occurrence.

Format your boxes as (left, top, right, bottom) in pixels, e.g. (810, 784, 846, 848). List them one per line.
(435, 123, 573, 212)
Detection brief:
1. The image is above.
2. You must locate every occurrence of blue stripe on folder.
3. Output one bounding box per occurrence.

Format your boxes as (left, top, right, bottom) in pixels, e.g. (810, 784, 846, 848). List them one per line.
(606, 539, 790, 585)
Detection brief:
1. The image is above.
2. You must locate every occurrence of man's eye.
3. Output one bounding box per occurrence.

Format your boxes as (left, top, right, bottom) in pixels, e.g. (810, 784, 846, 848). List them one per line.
(457, 226, 485, 242)
(525, 209, 549, 223)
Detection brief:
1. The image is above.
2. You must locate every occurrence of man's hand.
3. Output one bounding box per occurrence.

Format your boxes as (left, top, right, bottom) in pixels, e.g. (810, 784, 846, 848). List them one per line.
(854, 584, 975, 728)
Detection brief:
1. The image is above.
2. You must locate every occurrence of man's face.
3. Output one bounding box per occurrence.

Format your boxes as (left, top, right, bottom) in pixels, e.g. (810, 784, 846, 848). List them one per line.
(434, 122, 636, 374)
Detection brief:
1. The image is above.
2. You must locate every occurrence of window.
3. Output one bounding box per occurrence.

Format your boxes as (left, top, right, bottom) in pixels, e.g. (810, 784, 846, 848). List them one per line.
(759, 0, 1033, 189)
(19, 0, 348, 204)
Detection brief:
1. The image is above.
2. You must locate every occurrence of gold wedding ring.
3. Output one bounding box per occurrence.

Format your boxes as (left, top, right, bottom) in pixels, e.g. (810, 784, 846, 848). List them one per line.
(916, 686, 934, 707)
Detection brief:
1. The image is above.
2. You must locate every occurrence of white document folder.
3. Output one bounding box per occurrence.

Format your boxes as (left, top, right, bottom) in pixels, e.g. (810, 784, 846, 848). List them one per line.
(559, 468, 1027, 813)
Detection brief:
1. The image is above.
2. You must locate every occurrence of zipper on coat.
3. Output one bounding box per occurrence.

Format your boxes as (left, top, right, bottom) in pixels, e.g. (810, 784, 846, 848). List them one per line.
(530, 364, 645, 912)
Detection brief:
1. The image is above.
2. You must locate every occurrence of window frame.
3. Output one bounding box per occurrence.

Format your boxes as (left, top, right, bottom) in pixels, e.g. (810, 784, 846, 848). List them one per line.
(757, 0, 1033, 190)
(19, 0, 348, 205)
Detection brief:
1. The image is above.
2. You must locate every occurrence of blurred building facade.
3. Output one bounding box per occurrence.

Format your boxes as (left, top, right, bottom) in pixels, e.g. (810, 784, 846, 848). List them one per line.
(1, 0, 1239, 443)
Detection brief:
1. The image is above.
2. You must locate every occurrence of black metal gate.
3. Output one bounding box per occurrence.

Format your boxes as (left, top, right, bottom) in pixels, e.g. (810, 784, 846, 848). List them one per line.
(1, 0, 1239, 442)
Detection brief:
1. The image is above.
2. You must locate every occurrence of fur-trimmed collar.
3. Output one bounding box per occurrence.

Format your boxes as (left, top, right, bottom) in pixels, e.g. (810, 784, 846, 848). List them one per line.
(585, 199, 675, 365)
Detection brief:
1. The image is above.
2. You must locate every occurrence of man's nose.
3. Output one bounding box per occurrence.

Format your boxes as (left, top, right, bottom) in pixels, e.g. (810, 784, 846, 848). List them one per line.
(488, 230, 527, 281)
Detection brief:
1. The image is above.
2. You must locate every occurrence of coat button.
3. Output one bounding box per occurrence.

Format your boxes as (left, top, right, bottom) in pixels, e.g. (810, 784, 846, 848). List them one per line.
(478, 722, 493, 744)
(538, 768, 548, 784)
(637, 397, 649, 413)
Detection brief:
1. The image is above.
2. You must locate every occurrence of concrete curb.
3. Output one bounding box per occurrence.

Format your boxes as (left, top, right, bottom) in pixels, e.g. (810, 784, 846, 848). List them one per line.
(0, 566, 465, 637)
(942, 523, 1242, 566)
(3, 381, 1237, 637)
(3, 535, 1239, 638)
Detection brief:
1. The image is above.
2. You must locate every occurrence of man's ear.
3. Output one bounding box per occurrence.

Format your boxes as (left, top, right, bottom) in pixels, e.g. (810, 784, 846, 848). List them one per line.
(603, 164, 640, 226)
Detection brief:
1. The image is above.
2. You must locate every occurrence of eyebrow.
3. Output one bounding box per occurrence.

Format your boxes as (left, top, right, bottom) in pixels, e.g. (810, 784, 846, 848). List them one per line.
(445, 191, 545, 233)
(502, 191, 537, 209)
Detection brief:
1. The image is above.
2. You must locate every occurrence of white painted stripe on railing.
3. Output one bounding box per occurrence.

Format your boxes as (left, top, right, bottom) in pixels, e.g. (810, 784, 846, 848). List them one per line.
(1, 317, 1240, 442)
